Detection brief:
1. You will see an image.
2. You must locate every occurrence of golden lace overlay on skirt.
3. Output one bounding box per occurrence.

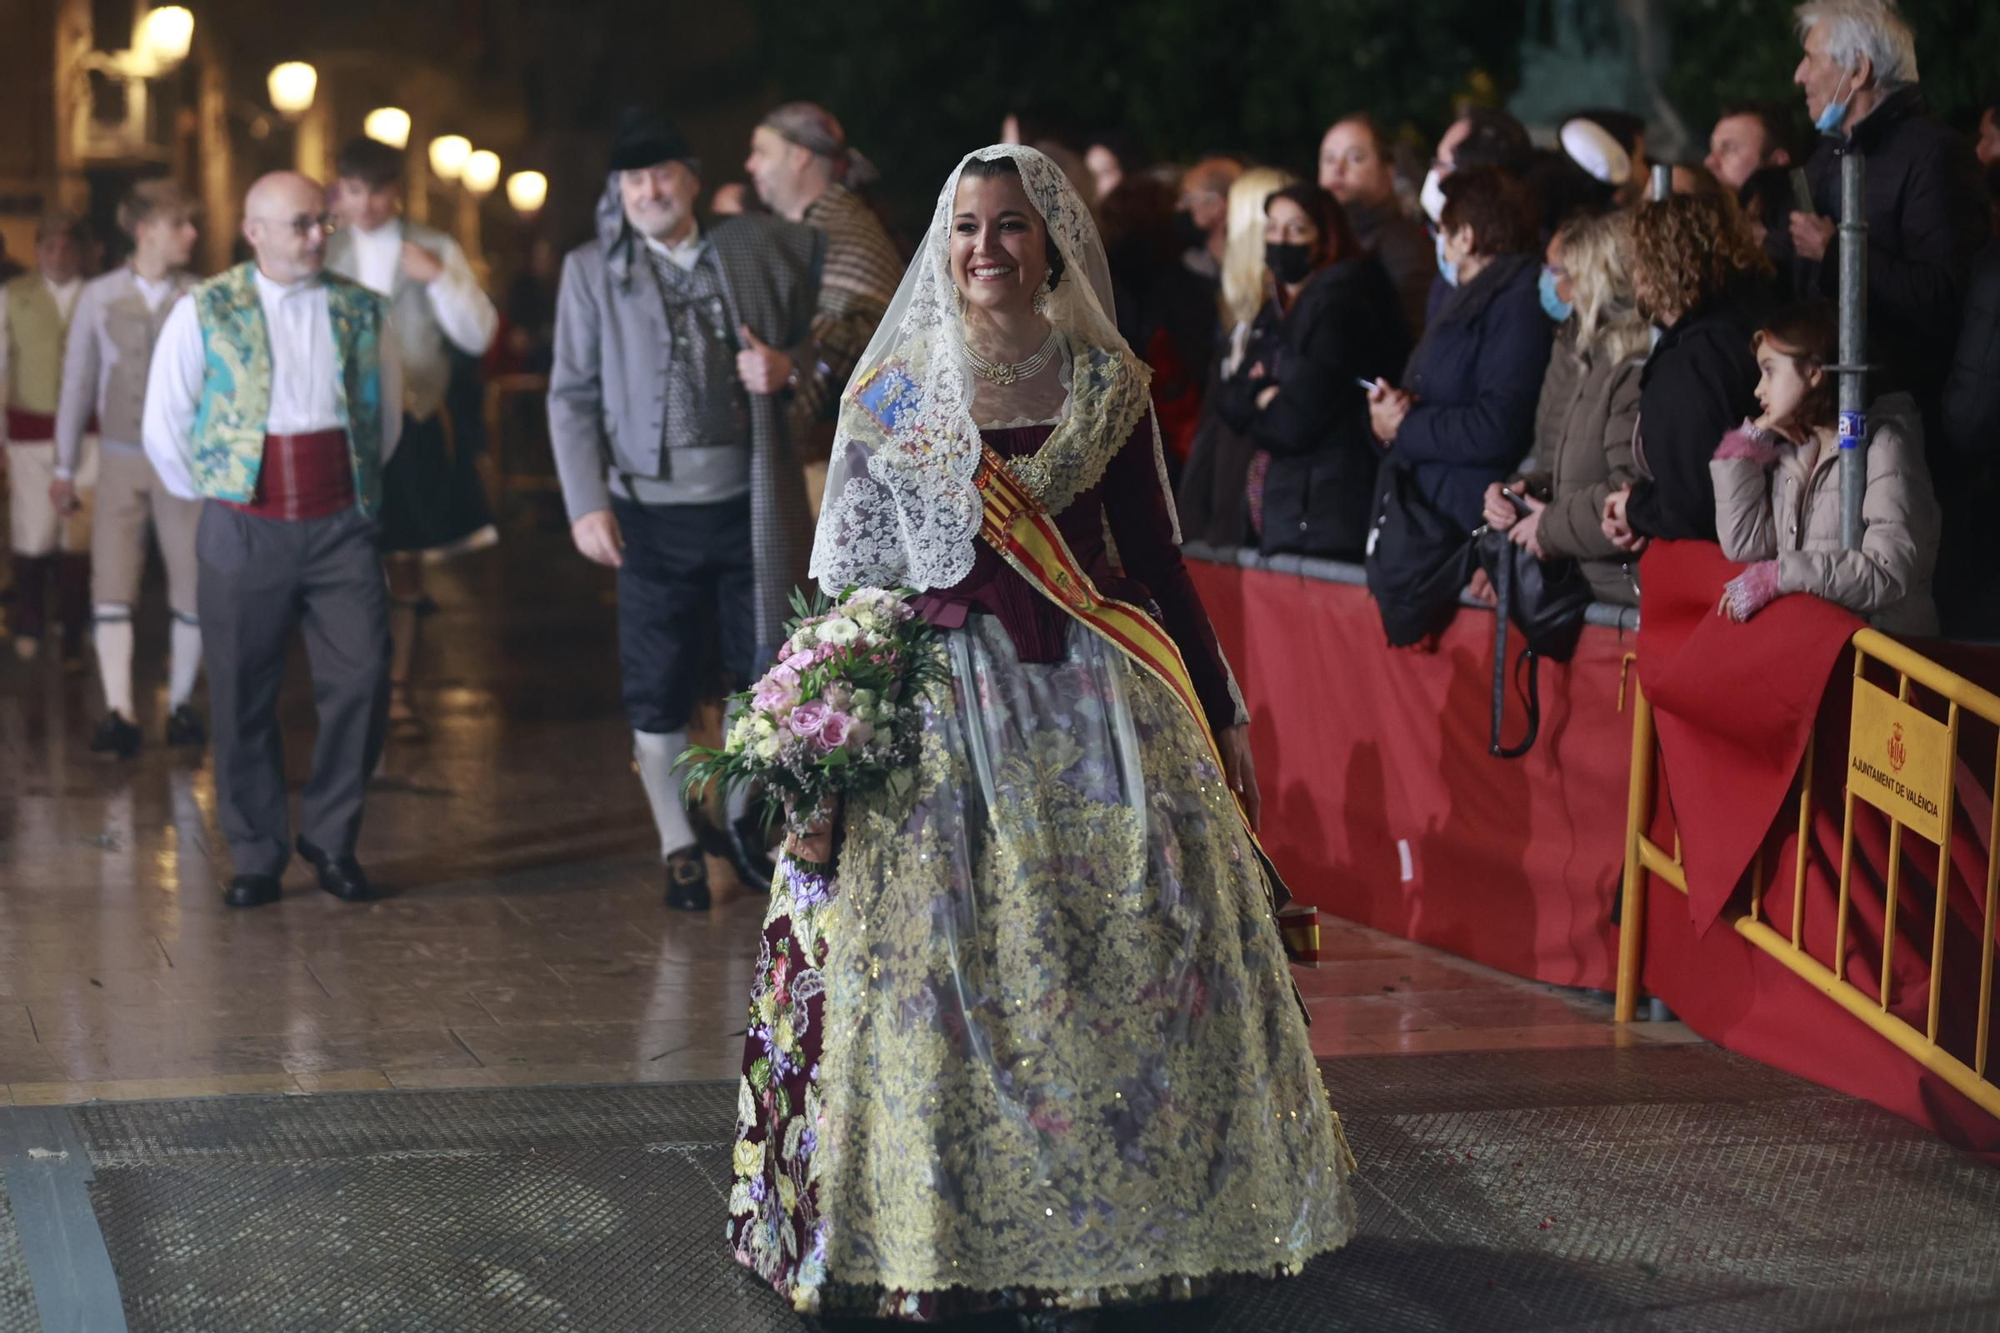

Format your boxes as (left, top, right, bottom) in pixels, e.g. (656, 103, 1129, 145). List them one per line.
(728, 617, 1355, 1316)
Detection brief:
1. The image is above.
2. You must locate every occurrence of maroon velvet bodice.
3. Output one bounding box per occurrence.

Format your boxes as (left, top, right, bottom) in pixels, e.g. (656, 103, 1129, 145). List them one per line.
(910, 416, 1238, 732)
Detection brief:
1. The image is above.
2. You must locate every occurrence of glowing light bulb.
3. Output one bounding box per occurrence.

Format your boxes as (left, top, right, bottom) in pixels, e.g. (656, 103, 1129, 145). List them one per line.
(506, 171, 548, 215)
(139, 6, 194, 71)
(266, 62, 317, 117)
(462, 149, 501, 196)
(428, 134, 472, 182)
(364, 107, 411, 150)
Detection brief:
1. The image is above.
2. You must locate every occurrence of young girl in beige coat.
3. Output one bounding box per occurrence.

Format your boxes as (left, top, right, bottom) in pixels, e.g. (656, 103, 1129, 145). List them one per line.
(1710, 302, 1941, 636)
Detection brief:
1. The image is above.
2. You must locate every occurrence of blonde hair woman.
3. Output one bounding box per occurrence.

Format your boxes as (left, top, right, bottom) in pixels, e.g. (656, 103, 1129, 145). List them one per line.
(1175, 166, 1295, 545)
(1483, 210, 1652, 606)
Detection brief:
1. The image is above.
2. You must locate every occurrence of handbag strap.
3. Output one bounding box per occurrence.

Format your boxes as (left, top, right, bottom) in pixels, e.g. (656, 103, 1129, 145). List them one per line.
(1487, 546, 1543, 759)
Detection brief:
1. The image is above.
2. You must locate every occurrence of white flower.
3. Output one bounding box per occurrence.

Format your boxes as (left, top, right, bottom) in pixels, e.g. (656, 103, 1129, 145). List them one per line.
(790, 623, 819, 650)
(850, 688, 878, 713)
(817, 617, 861, 646)
(754, 735, 783, 761)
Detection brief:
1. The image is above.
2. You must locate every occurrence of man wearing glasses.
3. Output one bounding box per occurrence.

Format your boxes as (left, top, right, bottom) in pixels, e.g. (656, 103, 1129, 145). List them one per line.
(142, 171, 403, 909)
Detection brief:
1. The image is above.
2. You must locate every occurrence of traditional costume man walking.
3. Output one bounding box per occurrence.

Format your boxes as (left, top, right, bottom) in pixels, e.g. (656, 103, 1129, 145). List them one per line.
(2, 212, 94, 665)
(143, 171, 402, 908)
(327, 136, 499, 739)
(549, 108, 822, 910)
(53, 182, 203, 757)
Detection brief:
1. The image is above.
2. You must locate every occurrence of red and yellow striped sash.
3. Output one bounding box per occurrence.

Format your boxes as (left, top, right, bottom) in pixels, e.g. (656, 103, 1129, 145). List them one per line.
(974, 447, 1320, 968)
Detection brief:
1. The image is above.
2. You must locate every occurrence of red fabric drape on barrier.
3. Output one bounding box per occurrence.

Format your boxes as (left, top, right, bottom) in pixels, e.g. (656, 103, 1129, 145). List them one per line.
(1633, 543, 2000, 1153)
(1187, 558, 1632, 991)
(1189, 550, 2000, 1150)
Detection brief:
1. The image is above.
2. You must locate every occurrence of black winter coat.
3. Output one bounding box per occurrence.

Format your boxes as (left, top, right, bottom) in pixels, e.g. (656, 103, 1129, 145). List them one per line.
(1791, 87, 1990, 424)
(1214, 255, 1410, 558)
(1392, 253, 1551, 531)
(1943, 240, 2000, 461)
(1625, 287, 1767, 542)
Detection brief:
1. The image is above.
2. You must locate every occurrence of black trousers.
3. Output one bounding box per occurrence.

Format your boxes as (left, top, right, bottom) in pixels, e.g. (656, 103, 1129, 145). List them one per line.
(197, 503, 389, 877)
(613, 494, 757, 734)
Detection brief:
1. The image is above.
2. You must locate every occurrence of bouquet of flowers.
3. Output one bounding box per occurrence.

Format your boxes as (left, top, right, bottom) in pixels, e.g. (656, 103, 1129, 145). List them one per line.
(679, 586, 945, 839)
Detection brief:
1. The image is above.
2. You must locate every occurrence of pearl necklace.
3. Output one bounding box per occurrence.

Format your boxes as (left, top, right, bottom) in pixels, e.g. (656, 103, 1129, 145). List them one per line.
(963, 326, 1061, 387)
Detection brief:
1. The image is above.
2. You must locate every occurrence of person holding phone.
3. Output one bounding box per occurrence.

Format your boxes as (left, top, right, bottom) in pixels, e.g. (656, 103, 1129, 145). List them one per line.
(1212, 183, 1406, 558)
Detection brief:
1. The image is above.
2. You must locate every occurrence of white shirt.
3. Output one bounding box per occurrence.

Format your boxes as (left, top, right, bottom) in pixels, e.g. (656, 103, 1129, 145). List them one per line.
(342, 218, 498, 359)
(132, 272, 177, 314)
(142, 267, 403, 500)
(642, 222, 706, 274)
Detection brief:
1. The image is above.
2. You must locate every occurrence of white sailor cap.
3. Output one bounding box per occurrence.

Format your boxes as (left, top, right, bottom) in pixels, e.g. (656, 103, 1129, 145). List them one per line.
(1559, 118, 1632, 186)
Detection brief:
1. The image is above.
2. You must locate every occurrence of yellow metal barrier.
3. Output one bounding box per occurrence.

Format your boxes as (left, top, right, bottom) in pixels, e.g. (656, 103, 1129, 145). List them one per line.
(1615, 628, 2000, 1119)
(482, 373, 559, 512)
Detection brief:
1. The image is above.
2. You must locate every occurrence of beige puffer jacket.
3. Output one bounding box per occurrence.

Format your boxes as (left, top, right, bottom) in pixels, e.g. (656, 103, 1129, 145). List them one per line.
(1709, 392, 1941, 636)
(1519, 330, 1645, 607)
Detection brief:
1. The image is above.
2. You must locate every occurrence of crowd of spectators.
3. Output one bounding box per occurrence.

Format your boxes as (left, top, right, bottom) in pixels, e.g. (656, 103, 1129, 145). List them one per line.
(1072, 0, 1997, 640)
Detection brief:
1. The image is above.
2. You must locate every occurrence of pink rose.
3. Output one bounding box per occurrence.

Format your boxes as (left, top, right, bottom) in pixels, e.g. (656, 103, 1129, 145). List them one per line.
(817, 711, 853, 751)
(784, 650, 815, 674)
(788, 701, 831, 738)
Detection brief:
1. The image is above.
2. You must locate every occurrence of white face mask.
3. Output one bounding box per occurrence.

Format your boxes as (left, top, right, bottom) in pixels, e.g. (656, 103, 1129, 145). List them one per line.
(1419, 167, 1448, 225)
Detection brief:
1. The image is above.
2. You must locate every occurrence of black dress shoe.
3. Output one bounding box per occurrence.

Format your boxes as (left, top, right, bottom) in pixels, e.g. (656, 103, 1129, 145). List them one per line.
(165, 704, 206, 748)
(664, 846, 711, 911)
(89, 712, 142, 759)
(296, 836, 375, 902)
(224, 874, 282, 908)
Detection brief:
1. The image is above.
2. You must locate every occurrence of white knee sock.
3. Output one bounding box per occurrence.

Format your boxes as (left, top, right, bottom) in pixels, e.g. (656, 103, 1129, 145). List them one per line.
(633, 729, 697, 860)
(93, 606, 135, 720)
(169, 614, 203, 709)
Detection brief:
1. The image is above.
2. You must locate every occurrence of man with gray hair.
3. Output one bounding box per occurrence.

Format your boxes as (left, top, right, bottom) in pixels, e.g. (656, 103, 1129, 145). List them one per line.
(1785, 0, 1988, 625)
(550, 107, 823, 911)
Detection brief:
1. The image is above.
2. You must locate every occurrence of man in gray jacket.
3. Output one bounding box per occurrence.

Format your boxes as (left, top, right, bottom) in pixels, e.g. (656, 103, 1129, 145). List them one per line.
(550, 107, 822, 911)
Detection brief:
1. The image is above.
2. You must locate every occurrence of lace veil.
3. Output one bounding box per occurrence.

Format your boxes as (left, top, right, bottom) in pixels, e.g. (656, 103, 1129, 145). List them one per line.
(811, 144, 1176, 592)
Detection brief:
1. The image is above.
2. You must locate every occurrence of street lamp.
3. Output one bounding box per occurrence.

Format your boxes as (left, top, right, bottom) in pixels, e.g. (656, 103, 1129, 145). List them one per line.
(137, 6, 194, 73)
(267, 62, 317, 118)
(462, 149, 501, 197)
(428, 134, 471, 182)
(505, 171, 548, 215)
(364, 107, 411, 150)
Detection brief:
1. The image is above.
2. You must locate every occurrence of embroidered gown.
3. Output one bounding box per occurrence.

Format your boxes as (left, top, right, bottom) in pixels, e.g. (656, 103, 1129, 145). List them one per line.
(727, 395, 1356, 1322)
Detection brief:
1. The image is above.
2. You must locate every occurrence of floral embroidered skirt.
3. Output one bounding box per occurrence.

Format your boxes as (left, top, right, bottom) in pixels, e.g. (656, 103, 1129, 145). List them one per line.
(728, 616, 1355, 1321)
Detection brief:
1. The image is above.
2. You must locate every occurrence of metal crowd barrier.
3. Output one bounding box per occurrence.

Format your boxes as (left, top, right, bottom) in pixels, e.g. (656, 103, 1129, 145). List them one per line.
(1615, 630, 2000, 1120)
(1180, 541, 1642, 632)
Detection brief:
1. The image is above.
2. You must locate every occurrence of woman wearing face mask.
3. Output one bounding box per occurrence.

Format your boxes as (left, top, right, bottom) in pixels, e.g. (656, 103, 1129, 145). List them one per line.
(1368, 167, 1550, 532)
(1214, 182, 1408, 557)
(1709, 302, 1939, 633)
(1481, 211, 1649, 607)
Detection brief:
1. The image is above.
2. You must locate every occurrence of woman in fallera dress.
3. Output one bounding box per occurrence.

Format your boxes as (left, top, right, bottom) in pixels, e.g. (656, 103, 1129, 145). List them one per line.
(726, 145, 1355, 1332)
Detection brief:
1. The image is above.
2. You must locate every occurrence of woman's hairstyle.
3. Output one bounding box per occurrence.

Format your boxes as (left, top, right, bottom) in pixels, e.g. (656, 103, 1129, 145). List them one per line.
(117, 180, 196, 237)
(1221, 165, 1295, 326)
(960, 154, 1066, 290)
(1628, 192, 1771, 320)
(1557, 211, 1651, 365)
(1263, 182, 1359, 271)
(1097, 174, 1180, 269)
(1754, 301, 1840, 427)
(1438, 167, 1538, 258)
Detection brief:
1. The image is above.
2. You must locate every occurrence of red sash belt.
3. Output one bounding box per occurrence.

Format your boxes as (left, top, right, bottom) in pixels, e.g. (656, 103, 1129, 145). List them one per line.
(219, 429, 354, 521)
(5, 407, 55, 443)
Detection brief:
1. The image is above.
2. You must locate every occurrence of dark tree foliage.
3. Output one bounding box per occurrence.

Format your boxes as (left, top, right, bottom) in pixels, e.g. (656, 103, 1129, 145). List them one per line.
(753, 0, 1527, 222)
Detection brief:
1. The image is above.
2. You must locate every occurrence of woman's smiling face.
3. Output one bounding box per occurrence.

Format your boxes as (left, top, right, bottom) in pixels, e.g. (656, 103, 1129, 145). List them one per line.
(949, 171, 1050, 319)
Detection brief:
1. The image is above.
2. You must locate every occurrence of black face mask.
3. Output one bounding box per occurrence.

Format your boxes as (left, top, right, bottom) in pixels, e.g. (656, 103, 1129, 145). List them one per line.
(1172, 208, 1207, 251)
(1265, 241, 1315, 286)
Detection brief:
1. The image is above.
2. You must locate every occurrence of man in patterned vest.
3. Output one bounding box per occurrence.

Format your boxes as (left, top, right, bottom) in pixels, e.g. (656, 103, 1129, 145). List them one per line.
(327, 135, 499, 741)
(1, 211, 93, 664)
(550, 107, 822, 911)
(53, 182, 203, 757)
(142, 171, 404, 909)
